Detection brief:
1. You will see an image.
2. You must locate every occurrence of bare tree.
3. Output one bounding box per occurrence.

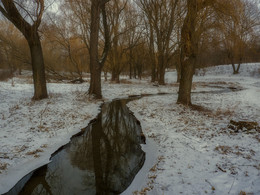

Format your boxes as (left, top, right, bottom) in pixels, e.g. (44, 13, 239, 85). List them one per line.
(0, 0, 48, 100)
(177, 0, 216, 105)
(220, 0, 260, 74)
(0, 20, 30, 74)
(43, 14, 87, 81)
(177, 0, 244, 105)
(138, 0, 180, 85)
(105, 0, 143, 82)
(88, 0, 110, 98)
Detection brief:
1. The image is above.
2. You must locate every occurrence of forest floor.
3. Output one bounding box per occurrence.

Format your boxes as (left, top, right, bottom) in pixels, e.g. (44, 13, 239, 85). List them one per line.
(0, 63, 260, 194)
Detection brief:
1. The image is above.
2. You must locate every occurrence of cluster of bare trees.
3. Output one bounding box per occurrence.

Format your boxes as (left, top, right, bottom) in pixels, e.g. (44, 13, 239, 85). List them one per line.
(0, 0, 260, 105)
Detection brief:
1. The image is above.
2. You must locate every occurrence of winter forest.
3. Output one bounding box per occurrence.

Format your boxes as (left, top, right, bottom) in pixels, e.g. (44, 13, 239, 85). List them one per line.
(0, 0, 260, 194)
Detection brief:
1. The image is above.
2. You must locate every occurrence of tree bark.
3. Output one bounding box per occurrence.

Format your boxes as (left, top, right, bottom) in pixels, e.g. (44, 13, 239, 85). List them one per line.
(177, 57, 195, 105)
(88, 0, 102, 98)
(177, 0, 198, 106)
(88, 0, 110, 99)
(176, 49, 181, 83)
(28, 34, 48, 100)
(89, 65, 102, 99)
(158, 61, 166, 85)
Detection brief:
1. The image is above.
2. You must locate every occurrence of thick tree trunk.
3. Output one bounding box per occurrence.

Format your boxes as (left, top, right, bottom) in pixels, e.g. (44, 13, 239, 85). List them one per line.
(88, 0, 110, 99)
(111, 71, 119, 83)
(158, 64, 165, 85)
(177, 0, 198, 106)
(28, 35, 48, 100)
(151, 62, 156, 82)
(88, 0, 102, 98)
(177, 58, 195, 105)
(89, 66, 102, 99)
(158, 52, 165, 85)
(176, 68, 181, 83)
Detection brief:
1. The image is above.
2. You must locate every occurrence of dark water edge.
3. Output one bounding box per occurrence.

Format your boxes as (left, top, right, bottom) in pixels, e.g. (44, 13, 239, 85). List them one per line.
(2, 88, 240, 195)
(3, 98, 146, 195)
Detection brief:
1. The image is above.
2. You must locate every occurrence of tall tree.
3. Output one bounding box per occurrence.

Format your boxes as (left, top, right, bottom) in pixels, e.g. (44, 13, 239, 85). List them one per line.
(0, 0, 48, 100)
(177, 0, 213, 105)
(177, 0, 242, 105)
(139, 0, 180, 85)
(220, 0, 260, 74)
(88, 0, 110, 99)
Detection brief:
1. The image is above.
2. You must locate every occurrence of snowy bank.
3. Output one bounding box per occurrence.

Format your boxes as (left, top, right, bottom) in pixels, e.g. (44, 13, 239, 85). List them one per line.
(0, 63, 260, 194)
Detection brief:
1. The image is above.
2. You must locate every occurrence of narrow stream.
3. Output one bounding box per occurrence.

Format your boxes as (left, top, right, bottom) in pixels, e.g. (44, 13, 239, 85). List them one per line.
(3, 87, 243, 195)
(4, 98, 145, 195)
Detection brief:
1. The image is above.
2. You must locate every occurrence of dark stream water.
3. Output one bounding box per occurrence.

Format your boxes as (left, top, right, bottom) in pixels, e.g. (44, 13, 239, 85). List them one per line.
(4, 99, 145, 195)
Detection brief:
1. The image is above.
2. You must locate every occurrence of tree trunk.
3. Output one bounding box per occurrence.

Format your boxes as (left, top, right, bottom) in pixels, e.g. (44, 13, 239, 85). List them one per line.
(151, 62, 156, 82)
(89, 65, 102, 99)
(28, 35, 48, 100)
(158, 64, 165, 85)
(176, 49, 181, 83)
(158, 51, 165, 85)
(133, 65, 137, 79)
(129, 50, 132, 79)
(231, 62, 236, 74)
(176, 68, 181, 83)
(88, 0, 102, 98)
(149, 23, 157, 83)
(236, 63, 241, 74)
(177, 57, 195, 105)
(88, 0, 110, 99)
(104, 71, 107, 81)
(177, 0, 198, 106)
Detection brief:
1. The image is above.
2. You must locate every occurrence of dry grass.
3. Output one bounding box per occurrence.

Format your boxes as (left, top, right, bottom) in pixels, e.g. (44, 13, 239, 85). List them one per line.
(213, 104, 239, 119)
(215, 145, 232, 155)
(0, 162, 8, 173)
(239, 191, 254, 195)
(215, 145, 255, 161)
(26, 149, 43, 156)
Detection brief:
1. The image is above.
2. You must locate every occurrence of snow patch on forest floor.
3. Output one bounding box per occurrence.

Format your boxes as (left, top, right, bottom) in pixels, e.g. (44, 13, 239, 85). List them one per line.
(0, 63, 259, 194)
(127, 63, 260, 195)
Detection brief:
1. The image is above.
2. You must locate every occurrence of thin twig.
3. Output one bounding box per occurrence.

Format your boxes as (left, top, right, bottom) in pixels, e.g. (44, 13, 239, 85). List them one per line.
(228, 177, 236, 194)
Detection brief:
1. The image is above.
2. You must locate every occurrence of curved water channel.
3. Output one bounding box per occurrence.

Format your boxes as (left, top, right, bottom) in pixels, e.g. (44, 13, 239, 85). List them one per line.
(4, 98, 145, 195)
(3, 86, 243, 195)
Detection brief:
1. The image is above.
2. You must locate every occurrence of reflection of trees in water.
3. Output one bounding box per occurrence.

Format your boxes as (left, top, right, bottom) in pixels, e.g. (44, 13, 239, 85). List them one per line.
(17, 154, 65, 195)
(18, 166, 52, 195)
(6, 99, 145, 195)
(69, 100, 145, 194)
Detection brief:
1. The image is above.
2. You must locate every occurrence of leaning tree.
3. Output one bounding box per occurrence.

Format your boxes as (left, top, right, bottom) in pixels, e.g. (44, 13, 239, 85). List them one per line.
(0, 0, 48, 100)
(177, 0, 238, 105)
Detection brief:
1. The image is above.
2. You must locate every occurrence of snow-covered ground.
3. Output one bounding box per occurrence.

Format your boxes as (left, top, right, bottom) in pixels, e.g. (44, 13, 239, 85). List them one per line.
(0, 63, 259, 194)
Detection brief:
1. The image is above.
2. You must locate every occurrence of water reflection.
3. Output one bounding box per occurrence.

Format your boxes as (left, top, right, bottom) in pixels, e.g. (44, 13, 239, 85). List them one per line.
(5, 99, 145, 195)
